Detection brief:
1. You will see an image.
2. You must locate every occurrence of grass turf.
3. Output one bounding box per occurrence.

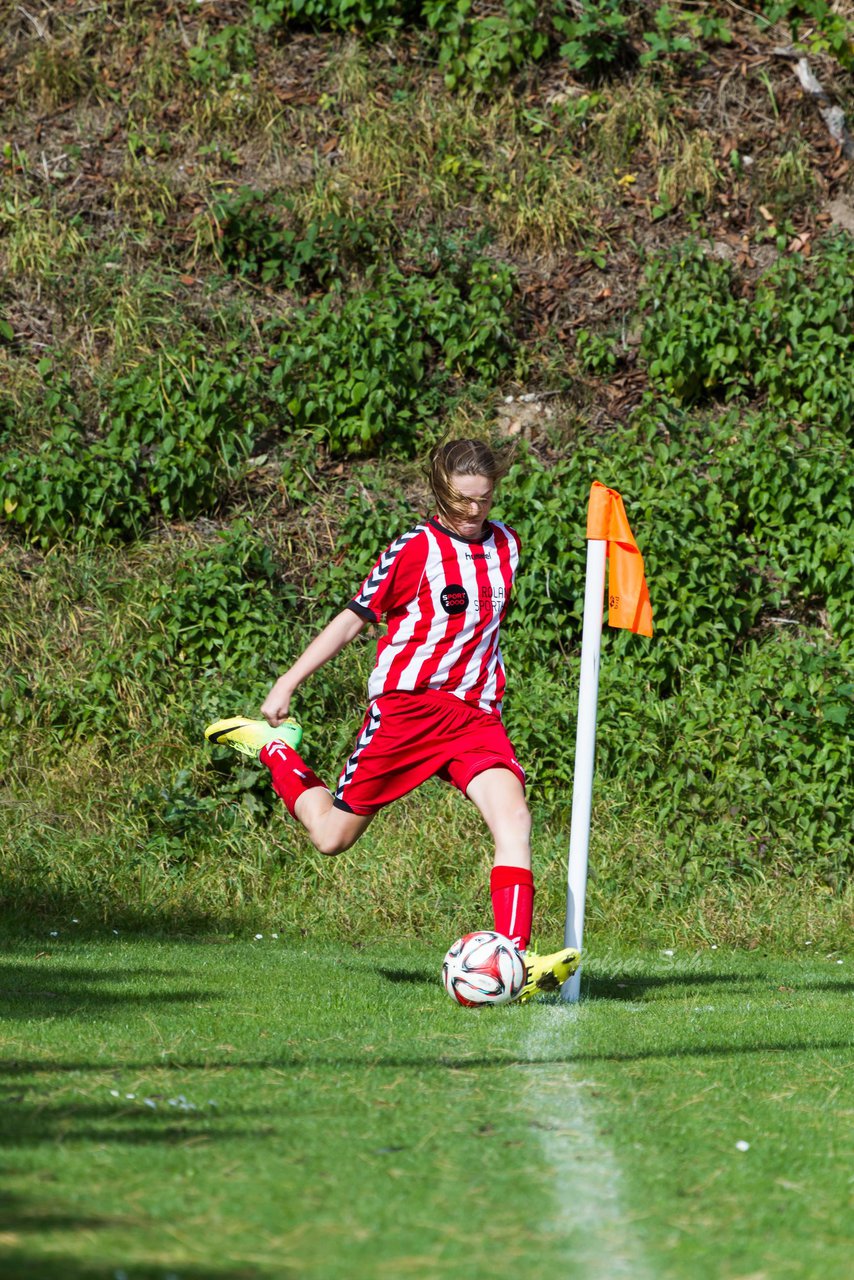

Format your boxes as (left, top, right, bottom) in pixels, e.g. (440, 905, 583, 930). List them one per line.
(0, 935, 850, 1280)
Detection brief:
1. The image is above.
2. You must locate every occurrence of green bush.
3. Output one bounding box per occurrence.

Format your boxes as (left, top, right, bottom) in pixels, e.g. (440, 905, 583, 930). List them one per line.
(750, 237, 854, 426)
(576, 326, 619, 375)
(246, 0, 852, 83)
(0, 364, 142, 544)
(267, 256, 517, 454)
(638, 243, 754, 402)
(554, 0, 631, 73)
(249, 0, 420, 36)
(187, 23, 256, 86)
(251, 0, 563, 90)
(0, 527, 296, 751)
(424, 0, 550, 91)
(496, 428, 761, 712)
(638, 234, 854, 426)
(722, 423, 846, 632)
(144, 526, 289, 671)
(596, 632, 851, 889)
(759, 1, 854, 69)
(638, 5, 731, 67)
(0, 347, 264, 544)
(133, 759, 280, 838)
(210, 187, 381, 289)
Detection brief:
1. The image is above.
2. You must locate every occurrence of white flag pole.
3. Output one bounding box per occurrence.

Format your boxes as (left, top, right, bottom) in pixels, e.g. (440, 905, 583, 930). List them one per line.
(561, 538, 607, 1003)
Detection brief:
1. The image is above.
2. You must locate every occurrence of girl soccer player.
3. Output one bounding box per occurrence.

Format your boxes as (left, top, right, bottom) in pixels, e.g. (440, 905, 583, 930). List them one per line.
(205, 438, 578, 1000)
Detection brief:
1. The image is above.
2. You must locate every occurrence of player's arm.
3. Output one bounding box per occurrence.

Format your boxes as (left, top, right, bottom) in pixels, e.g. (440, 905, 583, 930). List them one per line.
(261, 607, 366, 726)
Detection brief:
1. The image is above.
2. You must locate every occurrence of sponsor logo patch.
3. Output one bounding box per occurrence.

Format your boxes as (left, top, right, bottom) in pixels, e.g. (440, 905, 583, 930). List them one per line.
(440, 583, 470, 615)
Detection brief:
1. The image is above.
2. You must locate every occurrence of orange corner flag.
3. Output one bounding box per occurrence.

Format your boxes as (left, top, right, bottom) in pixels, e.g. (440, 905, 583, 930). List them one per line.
(586, 481, 653, 637)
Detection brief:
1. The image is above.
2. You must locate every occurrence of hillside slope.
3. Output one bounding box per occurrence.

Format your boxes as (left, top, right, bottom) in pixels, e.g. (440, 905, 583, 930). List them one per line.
(1, 2, 852, 941)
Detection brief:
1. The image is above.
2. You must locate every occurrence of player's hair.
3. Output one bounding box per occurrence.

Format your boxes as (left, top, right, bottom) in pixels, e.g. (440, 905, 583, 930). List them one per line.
(429, 438, 514, 524)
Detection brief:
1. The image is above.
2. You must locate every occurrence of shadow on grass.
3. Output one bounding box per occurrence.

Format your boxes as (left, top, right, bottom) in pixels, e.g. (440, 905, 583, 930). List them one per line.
(0, 1071, 276, 1147)
(0, 1190, 134, 1235)
(0, 1266, 269, 1280)
(582, 971, 854, 1000)
(0, 958, 217, 1021)
(0, 894, 256, 940)
(0, 1249, 277, 1279)
(377, 966, 436, 986)
(0, 1193, 280, 1279)
(1, 1031, 850, 1078)
(0, 1108, 258, 1149)
(374, 961, 854, 1000)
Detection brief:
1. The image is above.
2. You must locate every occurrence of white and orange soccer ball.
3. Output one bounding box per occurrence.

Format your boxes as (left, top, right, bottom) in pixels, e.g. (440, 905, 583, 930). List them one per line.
(442, 931, 526, 1007)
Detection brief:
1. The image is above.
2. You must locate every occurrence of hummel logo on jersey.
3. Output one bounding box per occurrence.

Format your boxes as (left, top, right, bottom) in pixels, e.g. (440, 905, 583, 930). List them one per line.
(465, 550, 493, 561)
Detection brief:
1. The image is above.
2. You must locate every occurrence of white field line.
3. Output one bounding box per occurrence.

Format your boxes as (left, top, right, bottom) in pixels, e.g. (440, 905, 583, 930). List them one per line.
(511, 1004, 651, 1280)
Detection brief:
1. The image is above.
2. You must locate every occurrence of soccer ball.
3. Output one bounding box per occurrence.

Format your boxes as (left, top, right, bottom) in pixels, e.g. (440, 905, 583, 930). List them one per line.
(442, 931, 526, 1007)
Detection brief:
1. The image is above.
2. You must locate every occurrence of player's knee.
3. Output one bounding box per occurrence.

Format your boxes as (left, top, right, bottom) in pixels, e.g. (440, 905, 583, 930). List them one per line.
(313, 831, 345, 856)
(312, 823, 359, 856)
(512, 801, 532, 838)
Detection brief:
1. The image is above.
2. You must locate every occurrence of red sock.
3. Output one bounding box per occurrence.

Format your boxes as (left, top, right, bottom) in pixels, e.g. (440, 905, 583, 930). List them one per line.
(259, 740, 328, 819)
(490, 865, 534, 951)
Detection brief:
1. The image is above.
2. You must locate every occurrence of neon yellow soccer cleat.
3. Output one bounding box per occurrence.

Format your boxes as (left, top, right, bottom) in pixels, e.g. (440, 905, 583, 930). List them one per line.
(204, 716, 303, 758)
(515, 947, 581, 1002)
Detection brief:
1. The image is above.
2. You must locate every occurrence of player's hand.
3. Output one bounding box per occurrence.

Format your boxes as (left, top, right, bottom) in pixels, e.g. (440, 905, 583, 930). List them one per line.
(260, 677, 293, 726)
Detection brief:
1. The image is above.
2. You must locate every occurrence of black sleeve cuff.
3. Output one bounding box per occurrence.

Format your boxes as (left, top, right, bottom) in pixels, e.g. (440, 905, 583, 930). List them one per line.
(347, 600, 377, 623)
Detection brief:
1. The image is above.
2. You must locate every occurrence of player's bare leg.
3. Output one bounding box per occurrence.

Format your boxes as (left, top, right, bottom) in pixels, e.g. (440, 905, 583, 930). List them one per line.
(293, 788, 374, 856)
(205, 716, 372, 855)
(466, 767, 532, 869)
(466, 765, 578, 999)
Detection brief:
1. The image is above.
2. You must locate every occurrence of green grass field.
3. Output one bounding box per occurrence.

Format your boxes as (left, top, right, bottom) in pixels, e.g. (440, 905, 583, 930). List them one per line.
(2, 934, 850, 1280)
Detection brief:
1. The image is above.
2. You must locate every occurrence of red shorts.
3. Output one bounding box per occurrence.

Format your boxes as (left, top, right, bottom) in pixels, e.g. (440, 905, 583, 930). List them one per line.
(333, 691, 525, 816)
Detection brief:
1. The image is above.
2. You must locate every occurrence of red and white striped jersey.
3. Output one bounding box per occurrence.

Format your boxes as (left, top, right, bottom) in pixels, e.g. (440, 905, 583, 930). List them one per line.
(347, 517, 521, 716)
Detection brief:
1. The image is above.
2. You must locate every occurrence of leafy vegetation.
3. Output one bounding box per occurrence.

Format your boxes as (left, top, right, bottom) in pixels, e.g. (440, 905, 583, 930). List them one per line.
(207, 185, 382, 288)
(555, 0, 632, 72)
(638, 235, 854, 423)
(758, 0, 854, 68)
(0, 346, 264, 543)
(267, 254, 518, 452)
(426, 0, 551, 91)
(246, 0, 851, 85)
(251, 0, 422, 38)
